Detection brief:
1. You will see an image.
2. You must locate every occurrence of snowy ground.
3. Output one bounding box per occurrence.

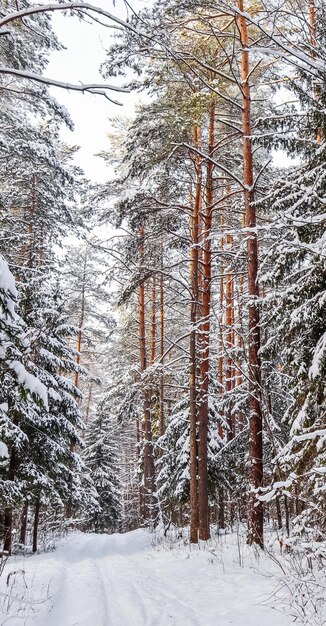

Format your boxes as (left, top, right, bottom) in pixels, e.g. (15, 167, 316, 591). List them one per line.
(0, 528, 294, 626)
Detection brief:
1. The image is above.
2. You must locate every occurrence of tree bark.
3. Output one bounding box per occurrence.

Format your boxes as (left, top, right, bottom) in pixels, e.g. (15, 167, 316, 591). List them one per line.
(237, 0, 264, 548)
(198, 101, 215, 541)
(74, 248, 87, 389)
(32, 499, 41, 553)
(189, 126, 201, 543)
(225, 230, 234, 442)
(218, 220, 224, 439)
(139, 224, 157, 524)
(3, 443, 16, 553)
(19, 502, 28, 545)
(3, 507, 12, 554)
(159, 248, 165, 437)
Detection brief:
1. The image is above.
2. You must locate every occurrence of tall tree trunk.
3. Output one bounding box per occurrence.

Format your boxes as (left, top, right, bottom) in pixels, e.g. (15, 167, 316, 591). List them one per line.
(150, 275, 156, 365)
(159, 247, 165, 436)
(218, 220, 224, 439)
(74, 249, 87, 389)
(28, 173, 36, 268)
(235, 267, 245, 433)
(3, 507, 12, 554)
(237, 0, 264, 548)
(218, 218, 225, 524)
(38, 222, 44, 268)
(189, 125, 201, 543)
(32, 499, 41, 553)
(139, 225, 157, 524)
(225, 230, 234, 442)
(3, 443, 16, 553)
(198, 101, 215, 541)
(19, 502, 28, 545)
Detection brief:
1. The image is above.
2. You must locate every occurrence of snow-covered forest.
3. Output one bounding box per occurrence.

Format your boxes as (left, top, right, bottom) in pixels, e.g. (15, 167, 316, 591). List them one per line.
(0, 0, 325, 624)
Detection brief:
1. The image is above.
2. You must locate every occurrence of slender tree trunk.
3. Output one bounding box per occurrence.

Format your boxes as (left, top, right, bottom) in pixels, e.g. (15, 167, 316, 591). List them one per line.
(159, 248, 165, 436)
(84, 382, 93, 425)
(225, 231, 234, 442)
(276, 495, 282, 531)
(150, 275, 156, 364)
(219, 487, 225, 529)
(217, 218, 225, 524)
(218, 221, 224, 439)
(32, 499, 41, 553)
(38, 222, 44, 268)
(28, 173, 36, 268)
(3, 443, 16, 554)
(235, 266, 245, 432)
(198, 102, 215, 541)
(19, 502, 28, 545)
(74, 250, 87, 389)
(189, 126, 201, 543)
(139, 224, 157, 524)
(237, 0, 264, 548)
(3, 507, 12, 554)
(308, 0, 322, 143)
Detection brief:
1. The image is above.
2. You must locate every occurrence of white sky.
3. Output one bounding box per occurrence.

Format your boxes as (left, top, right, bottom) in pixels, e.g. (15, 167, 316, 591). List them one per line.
(47, 0, 147, 183)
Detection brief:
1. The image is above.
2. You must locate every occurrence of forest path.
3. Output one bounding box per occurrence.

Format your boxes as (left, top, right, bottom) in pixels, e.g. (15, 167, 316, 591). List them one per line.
(1, 529, 293, 626)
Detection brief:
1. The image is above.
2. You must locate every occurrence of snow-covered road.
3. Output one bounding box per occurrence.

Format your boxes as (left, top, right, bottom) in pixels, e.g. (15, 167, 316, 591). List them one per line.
(0, 529, 293, 626)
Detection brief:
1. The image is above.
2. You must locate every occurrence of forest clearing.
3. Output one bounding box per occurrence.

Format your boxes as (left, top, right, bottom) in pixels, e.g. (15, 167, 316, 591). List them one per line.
(0, 0, 325, 623)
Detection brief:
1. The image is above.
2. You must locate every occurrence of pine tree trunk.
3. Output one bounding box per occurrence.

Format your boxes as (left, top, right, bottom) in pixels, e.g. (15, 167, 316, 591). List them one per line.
(3, 507, 12, 554)
(32, 499, 41, 553)
(237, 0, 264, 548)
(218, 222, 224, 439)
(150, 275, 156, 364)
(235, 265, 245, 432)
(19, 502, 28, 545)
(74, 249, 87, 389)
(28, 173, 36, 268)
(3, 443, 16, 553)
(189, 126, 201, 543)
(159, 246, 165, 436)
(84, 382, 93, 425)
(198, 102, 215, 542)
(139, 225, 157, 524)
(38, 222, 44, 268)
(218, 487, 225, 530)
(276, 496, 282, 531)
(225, 231, 234, 442)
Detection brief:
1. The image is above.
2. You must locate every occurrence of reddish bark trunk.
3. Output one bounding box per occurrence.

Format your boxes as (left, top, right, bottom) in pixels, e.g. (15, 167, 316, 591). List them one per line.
(218, 222, 224, 439)
(225, 231, 234, 442)
(189, 126, 201, 543)
(159, 249, 165, 437)
(238, 0, 263, 548)
(198, 102, 215, 541)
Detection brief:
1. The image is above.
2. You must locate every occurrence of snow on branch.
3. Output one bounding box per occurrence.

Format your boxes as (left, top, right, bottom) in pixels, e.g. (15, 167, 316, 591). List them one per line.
(8, 360, 48, 410)
(0, 1, 153, 101)
(224, 2, 325, 77)
(0, 2, 138, 33)
(0, 68, 129, 104)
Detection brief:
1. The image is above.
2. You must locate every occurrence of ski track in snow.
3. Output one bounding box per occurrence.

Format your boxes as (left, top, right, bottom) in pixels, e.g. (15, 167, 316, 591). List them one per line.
(0, 529, 294, 626)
